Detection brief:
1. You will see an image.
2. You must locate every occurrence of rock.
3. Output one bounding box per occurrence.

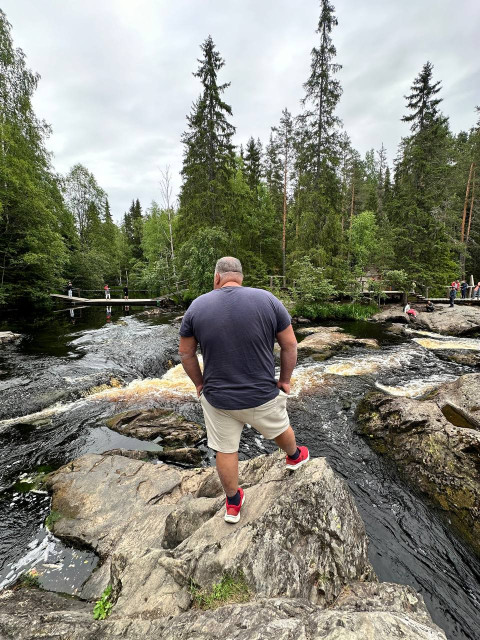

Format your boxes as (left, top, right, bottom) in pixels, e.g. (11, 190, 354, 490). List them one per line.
(0, 331, 21, 344)
(436, 351, 480, 367)
(157, 447, 204, 465)
(45, 451, 374, 615)
(370, 306, 408, 324)
(0, 581, 447, 639)
(357, 373, 480, 554)
(412, 306, 480, 336)
(298, 327, 379, 360)
(385, 323, 407, 336)
(106, 408, 204, 446)
(292, 316, 310, 324)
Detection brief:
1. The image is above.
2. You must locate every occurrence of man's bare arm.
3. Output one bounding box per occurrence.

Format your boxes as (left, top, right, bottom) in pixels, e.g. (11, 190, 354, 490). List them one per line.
(276, 324, 297, 394)
(179, 336, 203, 396)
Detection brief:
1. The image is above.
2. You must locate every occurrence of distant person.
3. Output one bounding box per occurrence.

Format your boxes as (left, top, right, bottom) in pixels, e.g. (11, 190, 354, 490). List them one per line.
(104, 284, 111, 300)
(67, 281, 73, 298)
(425, 300, 435, 313)
(403, 303, 411, 314)
(449, 286, 456, 308)
(406, 307, 417, 319)
(123, 285, 129, 300)
(461, 280, 468, 299)
(474, 282, 480, 299)
(411, 281, 416, 293)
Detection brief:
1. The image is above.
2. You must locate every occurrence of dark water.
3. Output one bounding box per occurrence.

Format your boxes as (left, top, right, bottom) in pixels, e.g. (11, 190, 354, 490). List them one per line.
(0, 306, 479, 639)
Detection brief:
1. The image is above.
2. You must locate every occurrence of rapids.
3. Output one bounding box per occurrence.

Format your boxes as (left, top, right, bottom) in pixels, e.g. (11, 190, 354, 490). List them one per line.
(0, 306, 479, 640)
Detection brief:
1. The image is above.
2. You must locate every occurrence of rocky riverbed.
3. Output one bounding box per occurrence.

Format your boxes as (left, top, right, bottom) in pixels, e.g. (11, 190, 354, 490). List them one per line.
(1, 307, 480, 640)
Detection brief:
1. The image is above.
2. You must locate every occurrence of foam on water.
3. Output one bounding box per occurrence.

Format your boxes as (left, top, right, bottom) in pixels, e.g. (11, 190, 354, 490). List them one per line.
(414, 337, 480, 351)
(375, 375, 458, 398)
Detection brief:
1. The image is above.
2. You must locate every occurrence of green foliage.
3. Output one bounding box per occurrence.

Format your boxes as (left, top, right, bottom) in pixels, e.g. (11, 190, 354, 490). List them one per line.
(93, 585, 113, 620)
(18, 569, 40, 588)
(190, 572, 250, 610)
(45, 510, 62, 531)
(179, 227, 229, 297)
(382, 269, 410, 291)
(349, 210, 379, 270)
(292, 302, 378, 320)
(291, 256, 337, 303)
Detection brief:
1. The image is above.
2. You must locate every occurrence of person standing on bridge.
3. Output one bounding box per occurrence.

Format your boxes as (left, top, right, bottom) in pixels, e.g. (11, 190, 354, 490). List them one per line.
(67, 281, 73, 298)
(104, 284, 111, 300)
(461, 280, 468, 299)
(123, 285, 129, 300)
(178, 256, 309, 524)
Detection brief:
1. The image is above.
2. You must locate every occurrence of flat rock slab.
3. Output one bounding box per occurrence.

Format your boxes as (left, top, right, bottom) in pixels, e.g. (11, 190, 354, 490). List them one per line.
(298, 327, 379, 360)
(0, 582, 447, 639)
(106, 408, 204, 446)
(414, 306, 480, 336)
(45, 451, 374, 618)
(371, 307, 409, 324)
(357, 373, 480, 554)
(0, 331, 21, 344)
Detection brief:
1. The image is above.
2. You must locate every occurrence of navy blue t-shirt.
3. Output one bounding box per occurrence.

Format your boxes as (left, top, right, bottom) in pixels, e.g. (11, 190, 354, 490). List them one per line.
(179, 286, 291, 410)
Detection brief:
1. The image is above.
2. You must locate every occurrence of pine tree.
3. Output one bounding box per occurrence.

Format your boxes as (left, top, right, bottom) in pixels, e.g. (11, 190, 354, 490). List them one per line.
(271, 109, 294, 277)
(178, 35, 236, 237)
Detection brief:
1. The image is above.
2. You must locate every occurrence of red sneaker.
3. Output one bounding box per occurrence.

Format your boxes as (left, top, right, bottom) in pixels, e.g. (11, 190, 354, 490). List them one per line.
(224, 487, 245, 524)
(286, 446, 310, 470)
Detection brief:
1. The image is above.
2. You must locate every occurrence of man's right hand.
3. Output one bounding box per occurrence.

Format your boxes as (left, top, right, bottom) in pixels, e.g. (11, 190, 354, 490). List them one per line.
(277, 380, 290, 395)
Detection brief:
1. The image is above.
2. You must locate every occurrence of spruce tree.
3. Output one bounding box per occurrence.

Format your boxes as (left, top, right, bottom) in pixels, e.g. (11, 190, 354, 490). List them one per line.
(293, 0, 343, 260)
(178, 35, 235, 237)
(243, 137, 263, 193)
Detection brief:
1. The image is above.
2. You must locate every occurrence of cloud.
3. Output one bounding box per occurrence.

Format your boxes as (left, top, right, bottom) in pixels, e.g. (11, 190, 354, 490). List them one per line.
(2, 0, 479, 220)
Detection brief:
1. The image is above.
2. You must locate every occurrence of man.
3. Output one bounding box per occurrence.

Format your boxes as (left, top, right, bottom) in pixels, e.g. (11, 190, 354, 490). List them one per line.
(179, 257, 309, 524)
(123, 285, 129, 300)
(67, 281, 73, 298)
(425, 300, 435, 312)
(461, 280, 468, 299)
(104, 284, 111, 300)
(449, 285, 456, 308)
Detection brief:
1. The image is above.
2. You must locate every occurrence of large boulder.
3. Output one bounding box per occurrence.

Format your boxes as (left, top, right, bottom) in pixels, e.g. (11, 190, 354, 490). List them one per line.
(357, 373, 480, 555)
(411, 306, 480, 336)
(0, 581, 447, 639)
(106, 408, 204, 446)
(297, 327, 379, 360)
(44, 451, 374, 617)
(370, 306, 409, 324)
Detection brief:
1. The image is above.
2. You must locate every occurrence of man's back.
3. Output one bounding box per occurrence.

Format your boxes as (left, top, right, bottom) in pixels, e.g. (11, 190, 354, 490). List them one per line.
(180, 286, 290, 410)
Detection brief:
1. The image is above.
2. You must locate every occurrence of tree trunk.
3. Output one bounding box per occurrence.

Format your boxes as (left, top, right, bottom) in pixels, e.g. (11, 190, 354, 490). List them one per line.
(282, 146, 287, 279)
(461, 162, 474, 243)
(465, 168, 476, 246)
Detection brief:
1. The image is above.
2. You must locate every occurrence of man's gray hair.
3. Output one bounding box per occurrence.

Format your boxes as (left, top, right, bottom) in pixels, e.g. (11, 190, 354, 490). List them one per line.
(215, 256, 243, 276)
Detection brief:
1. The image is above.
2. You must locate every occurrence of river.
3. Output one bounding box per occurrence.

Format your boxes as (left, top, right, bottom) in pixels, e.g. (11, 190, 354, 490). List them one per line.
(0, 305, 479, 640)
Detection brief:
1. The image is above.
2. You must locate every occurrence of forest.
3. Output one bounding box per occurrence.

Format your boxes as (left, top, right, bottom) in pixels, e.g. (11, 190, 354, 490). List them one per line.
(0, 1, 479, 309)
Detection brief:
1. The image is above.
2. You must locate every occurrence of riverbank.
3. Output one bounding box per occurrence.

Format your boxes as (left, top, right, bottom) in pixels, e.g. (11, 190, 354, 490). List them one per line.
(293, 301, 379, 321)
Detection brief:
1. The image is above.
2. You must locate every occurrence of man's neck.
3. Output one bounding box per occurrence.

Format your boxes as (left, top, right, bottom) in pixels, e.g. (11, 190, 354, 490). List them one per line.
(221, 281, 242, 288)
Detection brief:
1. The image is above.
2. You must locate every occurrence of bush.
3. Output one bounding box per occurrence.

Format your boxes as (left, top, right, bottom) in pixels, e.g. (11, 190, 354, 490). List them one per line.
(292, 302, 378, 320)
(290, 256, 336, 304)
(93, 585, 113, 620)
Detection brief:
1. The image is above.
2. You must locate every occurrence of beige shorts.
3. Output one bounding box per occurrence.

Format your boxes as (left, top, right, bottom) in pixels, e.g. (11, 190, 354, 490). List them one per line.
(200, 391, 290, 453)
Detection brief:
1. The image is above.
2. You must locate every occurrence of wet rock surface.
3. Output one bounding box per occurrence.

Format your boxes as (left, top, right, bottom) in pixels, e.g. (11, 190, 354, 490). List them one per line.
(357, 373, 480, 554)
(0, 581, 447, 639)
(297, 326, 379, 360)
(106, 408, 204, 446)
(0, 331, 22, 344)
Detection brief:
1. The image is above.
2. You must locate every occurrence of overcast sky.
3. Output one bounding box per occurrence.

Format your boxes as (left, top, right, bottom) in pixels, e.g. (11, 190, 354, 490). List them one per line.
(2, 0, 479, 220)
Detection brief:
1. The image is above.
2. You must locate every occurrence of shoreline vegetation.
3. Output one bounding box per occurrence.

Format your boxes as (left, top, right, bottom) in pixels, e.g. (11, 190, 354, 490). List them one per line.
(292, 302, 379, 321)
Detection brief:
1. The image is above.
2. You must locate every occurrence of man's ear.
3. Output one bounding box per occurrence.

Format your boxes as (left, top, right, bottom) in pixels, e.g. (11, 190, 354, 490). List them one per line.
(214, 272, 221, 288)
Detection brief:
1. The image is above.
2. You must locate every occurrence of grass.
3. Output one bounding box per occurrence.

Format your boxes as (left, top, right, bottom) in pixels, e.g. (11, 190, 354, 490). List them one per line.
(18, 568, 41, 588)
(292, 302, 379, 321)
(190, 572, 251, 610)
(45, 510, 62, 530)
(93, 585, 114, 620)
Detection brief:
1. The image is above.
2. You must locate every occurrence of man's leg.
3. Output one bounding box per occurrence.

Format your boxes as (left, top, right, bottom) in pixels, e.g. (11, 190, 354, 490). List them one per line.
(216, 452, 239, 498)
(274, 425, 297, 457)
